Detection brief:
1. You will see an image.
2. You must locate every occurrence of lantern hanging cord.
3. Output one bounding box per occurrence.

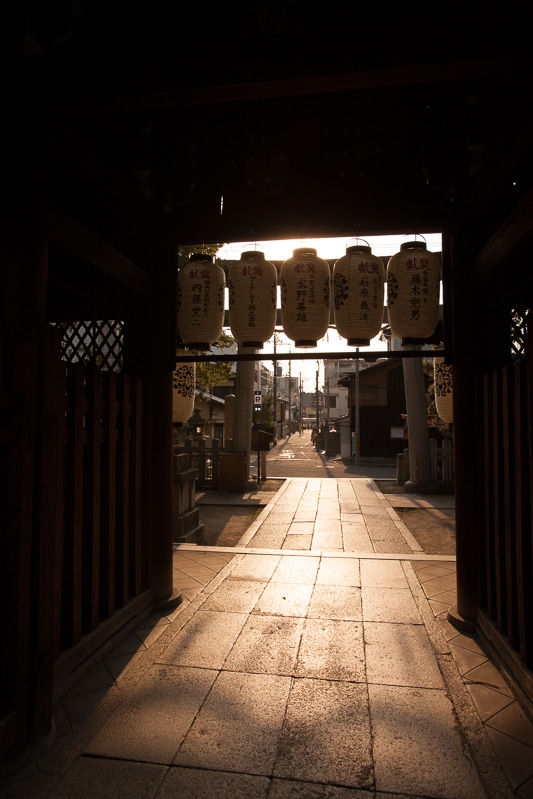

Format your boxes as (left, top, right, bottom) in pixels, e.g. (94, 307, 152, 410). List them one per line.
(403, 233, 427, 243)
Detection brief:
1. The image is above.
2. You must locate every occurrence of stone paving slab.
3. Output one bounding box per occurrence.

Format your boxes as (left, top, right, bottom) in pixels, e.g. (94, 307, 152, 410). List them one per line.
(158, 767, 270, 799)
(85, 665, 218, 764)
(223, 615, 304, 675)
(364, 621, 446, 688)
(307, 584, 363, 621)
(310, 529, 344, 550)
(282, 534, 312, 549)
(159, 610, 247, 669)
(174, 671, 292, 775)
(369, 683, 487, 798)
(295, 618, 365, 681)
(227, 553, 281, 581)
(47, 758, 168, 799)
(362, 586, 423, 624)
(360, 558, 409, 588)
(273, 678, 373, 788)
(270, 554, 320, 584)
(252, 581, 314, 617)
(316, 556, 360, 586)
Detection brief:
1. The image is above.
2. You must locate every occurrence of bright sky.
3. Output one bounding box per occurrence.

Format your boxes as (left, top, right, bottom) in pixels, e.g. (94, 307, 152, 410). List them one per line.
(218, 233, 442, 391)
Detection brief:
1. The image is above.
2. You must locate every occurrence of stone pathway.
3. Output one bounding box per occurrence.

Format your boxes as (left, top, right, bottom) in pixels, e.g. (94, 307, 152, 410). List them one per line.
(4, 479, 533, 799)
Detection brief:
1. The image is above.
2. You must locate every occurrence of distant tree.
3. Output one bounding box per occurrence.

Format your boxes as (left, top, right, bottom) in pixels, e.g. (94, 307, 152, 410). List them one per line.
(178, 243, 225, 267)
(190, 331, 236, 396)
(178, 243, 235, 279)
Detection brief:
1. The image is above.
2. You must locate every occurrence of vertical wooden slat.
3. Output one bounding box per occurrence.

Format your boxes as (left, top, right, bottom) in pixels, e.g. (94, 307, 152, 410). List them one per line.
(141, 378, 152, 590)
(0, 343, 37, 755)
(514, 362, 528, 661)
(491, 369, 506, 632)
(130, 377, 143, 595)
(501, 366, 515, 646)
(33, 328, 65, 741)
(116, 373, 130, 606)
(63, 365, 85, 647)
(83, 368, 102, 632)
(101, 371, 117, 618)
(525, 319, 533, 666)
(483, 372, 494, 616)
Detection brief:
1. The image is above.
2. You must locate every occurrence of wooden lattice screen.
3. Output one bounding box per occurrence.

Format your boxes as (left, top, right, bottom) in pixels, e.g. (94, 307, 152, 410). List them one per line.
(55, 321, 124, 372)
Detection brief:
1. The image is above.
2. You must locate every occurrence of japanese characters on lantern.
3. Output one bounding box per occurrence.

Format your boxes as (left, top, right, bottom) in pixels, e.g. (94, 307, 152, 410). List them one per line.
(333, 245, 385, 346)
(228, 251, 277, 347)
(386, 241, 440, 343)
(280, 248, 330, 347)
(177, 253, 225, 349)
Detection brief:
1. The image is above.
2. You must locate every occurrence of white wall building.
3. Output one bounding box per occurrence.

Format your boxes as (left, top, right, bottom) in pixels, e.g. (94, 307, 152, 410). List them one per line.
(323, 359, 352, 426)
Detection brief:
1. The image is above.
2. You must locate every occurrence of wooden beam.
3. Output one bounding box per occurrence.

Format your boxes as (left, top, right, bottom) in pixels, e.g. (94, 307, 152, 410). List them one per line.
(474, 186, 533, 286)
(47, 204, 150, 295)
(72, 57, 529, 114)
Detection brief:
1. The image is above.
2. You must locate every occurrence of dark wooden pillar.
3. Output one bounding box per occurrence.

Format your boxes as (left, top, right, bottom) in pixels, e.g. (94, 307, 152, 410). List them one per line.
(150, 240, 181, 608)
(447, 225, 479, 629)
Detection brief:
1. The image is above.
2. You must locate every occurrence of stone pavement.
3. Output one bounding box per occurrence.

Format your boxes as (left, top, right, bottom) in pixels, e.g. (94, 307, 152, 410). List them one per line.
(3, 480, 533, 799)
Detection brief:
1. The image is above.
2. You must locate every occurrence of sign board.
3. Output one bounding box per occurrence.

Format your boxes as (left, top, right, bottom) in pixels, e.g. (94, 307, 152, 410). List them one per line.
(390, 426, 405, 439)
(254, 390, 262, 409)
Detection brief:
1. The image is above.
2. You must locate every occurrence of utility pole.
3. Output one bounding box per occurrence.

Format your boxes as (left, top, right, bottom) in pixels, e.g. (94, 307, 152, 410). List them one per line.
(273, 333, 277, 442)
(325, 367, 331, 454)
(315, 365, 319, 446)
(355, 347, 360, 464)
(299, 369, 303, 434)
(288, 349, 292, 435)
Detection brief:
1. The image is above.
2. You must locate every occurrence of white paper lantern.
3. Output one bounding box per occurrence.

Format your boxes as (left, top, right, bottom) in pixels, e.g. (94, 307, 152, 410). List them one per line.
(280, 248, 330, 347)
(173, 350, 196, 423)
(228, 251, 277, 347)
(387, 241, 440, 343)
(434, 357, 453, 423)
(333, 244, 385, 346)
(177, 253, 225, 349)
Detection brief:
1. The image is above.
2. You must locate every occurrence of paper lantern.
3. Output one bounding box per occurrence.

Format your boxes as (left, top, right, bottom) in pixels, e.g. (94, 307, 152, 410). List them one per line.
(227, 250, 277, 347)
(280, 248, 330, 347)
(172, 350, 196, 423)
(177, 253, 225, 349)
(333, 244, 385, 346)
(434, 357, 453, 423)
(386, 241, 440, 343)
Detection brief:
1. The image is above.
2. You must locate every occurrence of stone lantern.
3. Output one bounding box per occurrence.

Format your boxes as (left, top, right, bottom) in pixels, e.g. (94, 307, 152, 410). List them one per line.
(187, 407, 207, 446)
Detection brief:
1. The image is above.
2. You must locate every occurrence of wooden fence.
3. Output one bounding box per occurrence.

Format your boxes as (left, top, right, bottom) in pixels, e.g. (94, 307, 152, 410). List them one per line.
(175, 439, 247, 491)
(1, 331, 154, 755)
(56, 365, 153, 671)
(478, 360, 533, 673)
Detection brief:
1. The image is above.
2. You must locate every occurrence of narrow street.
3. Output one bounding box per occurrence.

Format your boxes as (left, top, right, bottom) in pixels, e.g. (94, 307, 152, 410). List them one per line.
(256, 428, 397, 481)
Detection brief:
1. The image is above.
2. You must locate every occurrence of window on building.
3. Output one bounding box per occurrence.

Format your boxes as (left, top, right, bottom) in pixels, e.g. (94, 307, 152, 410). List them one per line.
(328, 396, 337, 409)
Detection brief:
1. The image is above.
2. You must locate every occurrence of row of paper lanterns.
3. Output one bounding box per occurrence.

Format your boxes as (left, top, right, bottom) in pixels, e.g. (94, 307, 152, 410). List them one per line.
(174, 240, 451, 425)
(176, 241, 441, 351)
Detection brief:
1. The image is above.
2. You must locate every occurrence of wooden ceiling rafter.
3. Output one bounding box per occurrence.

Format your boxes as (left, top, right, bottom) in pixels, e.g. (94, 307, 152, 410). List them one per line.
(69, 56, 530, 115)
(48, 204, 150, 295)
